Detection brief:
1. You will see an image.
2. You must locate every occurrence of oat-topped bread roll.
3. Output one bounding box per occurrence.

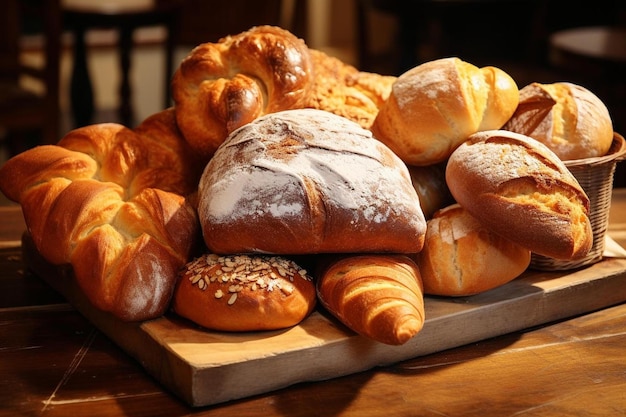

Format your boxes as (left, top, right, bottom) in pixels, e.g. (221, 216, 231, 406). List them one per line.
(198, 108, 427, 255)
(0, 109, 202, 321)
(371, 57, 519, 166)
(172, 253, 316, 332)
(446, 130, 592, 260)
(503, 82, 613, 160)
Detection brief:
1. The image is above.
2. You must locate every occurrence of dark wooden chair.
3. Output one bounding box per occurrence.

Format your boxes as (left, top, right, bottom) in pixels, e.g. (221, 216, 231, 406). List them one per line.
(0, 0, 62, 156)
(62, 0, 185, 128)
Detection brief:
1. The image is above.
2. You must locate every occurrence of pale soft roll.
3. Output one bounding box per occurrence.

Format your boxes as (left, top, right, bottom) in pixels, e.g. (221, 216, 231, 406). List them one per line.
(316, 254, 425, 345)
(503, 82, 613, 160)
(371, 57, 519, 166)
(416, 204, 531, 296)
(198, 109, 427, 255)
(445, 130, 592, 260)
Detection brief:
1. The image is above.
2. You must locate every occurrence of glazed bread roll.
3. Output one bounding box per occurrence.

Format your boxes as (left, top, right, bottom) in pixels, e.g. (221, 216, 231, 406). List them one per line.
(503, 82, 613, 160)
(172, 253, 316, 331)
(446, 130, 592, 260)
(316, 254, 425, 345)
(198, 109, 427, 255)
(371, 57, 519, 166)
(172, 26, 313, 161)
(0, 109, 202, 321)
(172, 26, 395, 162)
(416, 204, 531, 296)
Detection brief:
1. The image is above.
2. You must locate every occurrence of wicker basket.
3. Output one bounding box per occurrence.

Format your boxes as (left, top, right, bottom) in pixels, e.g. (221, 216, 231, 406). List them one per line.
(530, 132, 626, 271)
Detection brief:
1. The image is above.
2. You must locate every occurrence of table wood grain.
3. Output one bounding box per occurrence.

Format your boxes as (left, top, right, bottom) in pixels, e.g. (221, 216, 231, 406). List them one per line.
(1, 189, 626, 416)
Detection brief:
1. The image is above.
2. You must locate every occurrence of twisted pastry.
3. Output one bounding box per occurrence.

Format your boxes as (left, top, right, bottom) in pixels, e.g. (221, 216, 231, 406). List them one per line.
(0, 109, 202, 321)
(316, 255, 425, 345)
(171, 26, 396, 162)
(171, 25, 313, 161)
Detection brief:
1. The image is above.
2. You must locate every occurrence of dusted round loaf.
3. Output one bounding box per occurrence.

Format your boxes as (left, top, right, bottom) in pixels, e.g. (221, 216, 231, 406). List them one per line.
(371, 57, 519, 166)
(172, 253, 316, 331)
(446, 130, 592, 260)
(416, 204, 531, 296)
(503, 82, 613, 160)
(198, 109, 427, 255)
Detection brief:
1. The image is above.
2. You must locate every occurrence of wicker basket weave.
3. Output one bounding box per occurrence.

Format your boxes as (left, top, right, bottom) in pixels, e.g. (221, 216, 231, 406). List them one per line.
(530, 132, 626, 271)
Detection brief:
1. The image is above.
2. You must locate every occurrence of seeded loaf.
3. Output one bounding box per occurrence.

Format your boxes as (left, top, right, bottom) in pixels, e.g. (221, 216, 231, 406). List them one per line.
(503, 82, 613, 160)
(445, 130, 592, 260)
(416, 204, 531, 296)
(172, 253, 316, 331)
(197, 108, 427, 255)
(371, 57, 519, 166)
(316, 254, 425, 345)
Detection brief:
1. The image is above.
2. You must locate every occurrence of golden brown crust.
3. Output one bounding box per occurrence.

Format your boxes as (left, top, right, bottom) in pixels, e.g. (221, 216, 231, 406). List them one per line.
(316, 254, 425, 345)
(416, 204, 531, 296)
(371, 57, 519, 166)
(172, 26, 314, 161)
(305, 49, 396, 129)
(172, 253, 317, 331)
(171, 27, 395, 162)
(503, 82, 614, 160)
(197, 109, 427, 255)
(0, 109, 202, 321)
(445, 130, 593, 260)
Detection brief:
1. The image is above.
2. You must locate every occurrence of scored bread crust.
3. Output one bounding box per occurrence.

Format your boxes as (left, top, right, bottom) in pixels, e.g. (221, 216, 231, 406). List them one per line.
(316, 254, 425, 345)
(416, 204, 531, 296)
(172, 253, 317, 332)
(0, 109, 202, 321)
(371, 57, 519, 166)
(445, 130, 592, 260)
(197, 108, 427, 255)
(503, 82, 614, 160)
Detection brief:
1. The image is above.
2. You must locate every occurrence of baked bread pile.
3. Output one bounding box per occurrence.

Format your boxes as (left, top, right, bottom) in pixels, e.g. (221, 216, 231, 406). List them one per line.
(0, 25, 618, 346)
(172, 25, 396, 162)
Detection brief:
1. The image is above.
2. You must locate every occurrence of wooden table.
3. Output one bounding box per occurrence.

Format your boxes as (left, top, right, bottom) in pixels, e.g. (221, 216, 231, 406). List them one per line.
(1, 189, 626, 416)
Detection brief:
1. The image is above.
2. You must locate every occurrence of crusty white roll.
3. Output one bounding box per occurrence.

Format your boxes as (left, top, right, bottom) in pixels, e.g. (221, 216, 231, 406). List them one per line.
(172, 253, 316, 332)
(316, 254, 425, 345)
(197, 108, 427, 255)
(503, 82, 613, 160)
(371, 57, 519, 166)
(416, 204, 531, 296)
(446, 130, 592, 260)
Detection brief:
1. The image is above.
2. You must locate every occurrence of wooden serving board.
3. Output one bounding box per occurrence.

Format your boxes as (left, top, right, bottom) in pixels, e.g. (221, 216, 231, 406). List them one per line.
(22, 235, 626, 407)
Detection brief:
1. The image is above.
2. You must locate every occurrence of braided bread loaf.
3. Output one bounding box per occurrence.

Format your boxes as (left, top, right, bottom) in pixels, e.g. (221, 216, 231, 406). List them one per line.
(171, 25, 395, 162)
(317, 255, 425, 345)
(0, 109, 202, 321)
